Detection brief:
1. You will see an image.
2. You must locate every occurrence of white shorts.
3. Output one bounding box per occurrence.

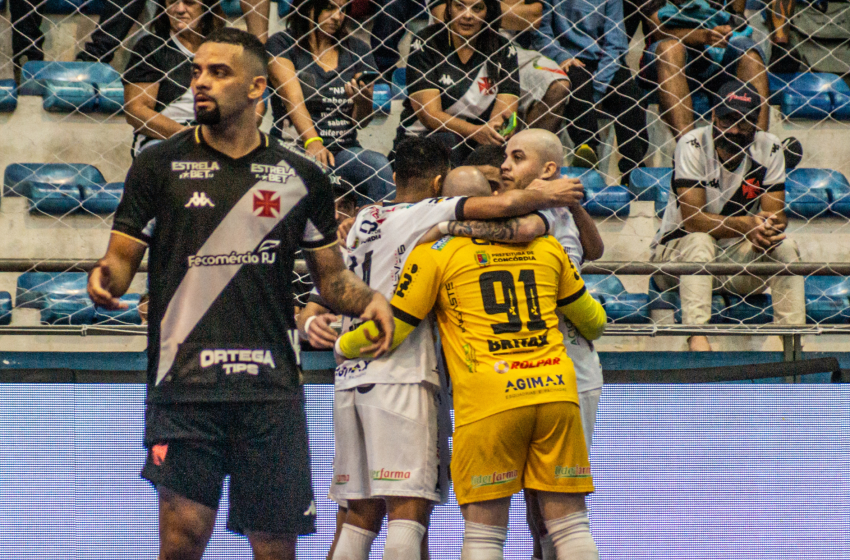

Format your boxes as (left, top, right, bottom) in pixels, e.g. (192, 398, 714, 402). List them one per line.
(329, 383, 445, 503)
(578, 387, 601, 451)
(517, 47, 570, 113)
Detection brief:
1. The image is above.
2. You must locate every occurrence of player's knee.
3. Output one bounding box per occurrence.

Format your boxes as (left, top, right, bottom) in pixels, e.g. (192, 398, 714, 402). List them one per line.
(769, 238, 801, 263)
(543, 80, 571, 106)
(544, 511, 598, 560)
(461, 521, 508, 560)
(333, 524, 378, 560)
(656, 39, 686, 66)
(160, 526, 209, 560)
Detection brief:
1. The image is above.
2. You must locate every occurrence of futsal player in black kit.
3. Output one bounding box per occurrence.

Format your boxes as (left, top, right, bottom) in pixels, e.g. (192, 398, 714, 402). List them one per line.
(87, 28, 394, 560)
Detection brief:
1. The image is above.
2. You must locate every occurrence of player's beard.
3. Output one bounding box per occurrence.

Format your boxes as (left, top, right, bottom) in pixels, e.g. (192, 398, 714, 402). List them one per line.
(195, 102, 222, 125)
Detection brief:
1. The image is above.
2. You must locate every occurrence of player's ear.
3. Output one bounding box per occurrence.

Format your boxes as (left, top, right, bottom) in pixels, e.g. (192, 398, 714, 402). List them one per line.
(248, 75, 267, 102)
(540, 162, 558, 180)
(432, 174, 444, 196)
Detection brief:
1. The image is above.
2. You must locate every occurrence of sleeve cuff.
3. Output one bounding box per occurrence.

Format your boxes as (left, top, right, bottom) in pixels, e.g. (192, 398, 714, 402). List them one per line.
(557, 285, 587, 308)
(391, 304, 422, 327)
(533, 211, 550, 234)
(455, 197, 469, 221)
(112, 224, 150, 246)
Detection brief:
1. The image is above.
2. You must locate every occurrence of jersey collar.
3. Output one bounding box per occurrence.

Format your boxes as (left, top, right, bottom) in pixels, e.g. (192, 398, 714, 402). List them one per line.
(194, 126, 269, 161)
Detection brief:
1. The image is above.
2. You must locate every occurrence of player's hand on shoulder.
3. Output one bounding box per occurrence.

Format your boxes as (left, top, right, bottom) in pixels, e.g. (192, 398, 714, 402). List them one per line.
(527, 177, 584, 208)
(337, 217, 356, 247)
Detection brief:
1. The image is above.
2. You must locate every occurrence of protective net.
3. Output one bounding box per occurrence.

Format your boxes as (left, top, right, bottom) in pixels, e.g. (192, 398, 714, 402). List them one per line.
(0, 0, 849, 342)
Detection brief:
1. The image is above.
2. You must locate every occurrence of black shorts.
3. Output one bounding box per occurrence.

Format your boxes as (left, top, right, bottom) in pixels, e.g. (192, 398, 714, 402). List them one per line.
(141, 395, 316, 537)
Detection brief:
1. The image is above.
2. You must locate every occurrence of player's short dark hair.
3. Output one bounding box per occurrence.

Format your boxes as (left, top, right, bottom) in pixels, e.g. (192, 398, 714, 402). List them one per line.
(393, 137, 451, 186)
(202, 27, 268, 77)
(464, 145, 506, 168)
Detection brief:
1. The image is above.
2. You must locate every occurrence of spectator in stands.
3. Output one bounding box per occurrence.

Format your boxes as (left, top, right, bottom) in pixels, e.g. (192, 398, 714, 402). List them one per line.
(267, 0, 395, 205)
(638, 0, 769, 139)
(396, 0, 520, 166)
(430, 0, 572, 137)
(533, 0, 649, 181)
(650, 80, 804, 352)
(464, 145, 506, 192)
(370, 0, 429, 82)
(123, 0, 225, 157)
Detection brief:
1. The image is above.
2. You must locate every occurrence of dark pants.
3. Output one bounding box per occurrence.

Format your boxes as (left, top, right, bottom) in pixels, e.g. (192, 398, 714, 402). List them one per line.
(369, 0, 428, 76)
(10, 0, 149, 65)
(564, 61, 649, 176)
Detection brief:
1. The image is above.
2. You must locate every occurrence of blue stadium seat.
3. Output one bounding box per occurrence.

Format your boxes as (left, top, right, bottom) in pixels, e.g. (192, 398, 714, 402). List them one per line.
(0, 291, 11, 326)
(28, 182, 83, 215)
(785, 168, 840, 219)
(43, 79, 98, 112)
(584, 275, 650, 323)
(804, 276, 850, 324)
(628, 167, 672, 201)
(3, 163, 105, 197)
(391, 67, 407, 100)
(81, 182, 123, 214)
(94, 293, 143, 325)
(721, 294, 773, 324)
(16, 272, 88, 309)
(560, 167, 630, 217)
(41, 295, 95, 325)
(20, 61, 120, 96)
(95, 80, 124, 113)
(220, 0, 242, 15)
(778, 73, 850, 119)
(0, 79, 17, 112)
(647, 276, 725, 323)
(655, 183, 670, 218)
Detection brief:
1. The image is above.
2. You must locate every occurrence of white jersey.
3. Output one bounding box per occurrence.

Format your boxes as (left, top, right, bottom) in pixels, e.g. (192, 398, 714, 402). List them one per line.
(334, 197, 466, 390)
(541, 207, 603, 392)
(653, 127, 786, 250)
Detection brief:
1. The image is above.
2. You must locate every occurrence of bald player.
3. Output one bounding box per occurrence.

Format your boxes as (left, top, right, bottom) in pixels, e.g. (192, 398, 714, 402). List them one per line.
(443, 166, 493, 198)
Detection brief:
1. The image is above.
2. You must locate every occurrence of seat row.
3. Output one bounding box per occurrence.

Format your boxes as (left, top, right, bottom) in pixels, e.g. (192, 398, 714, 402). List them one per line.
(1, 272, 142, 326)
(1, 271, 847, 327)
(3, 163, 122, 215)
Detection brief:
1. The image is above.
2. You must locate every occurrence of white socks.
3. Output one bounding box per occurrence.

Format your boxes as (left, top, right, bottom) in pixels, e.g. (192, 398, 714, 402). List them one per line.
(384, 519, 427, 560)
(544, 511, 598, 560)
(460, 520, 508, 560)
(332, 523, 377, 560)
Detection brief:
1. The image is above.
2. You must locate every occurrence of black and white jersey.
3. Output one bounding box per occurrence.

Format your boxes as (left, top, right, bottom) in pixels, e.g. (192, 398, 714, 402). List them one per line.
(653, 127, 786, 249)
(113, 127, 338, 404)
(399, 24, 520, 136)
(124, 33, 196, 156)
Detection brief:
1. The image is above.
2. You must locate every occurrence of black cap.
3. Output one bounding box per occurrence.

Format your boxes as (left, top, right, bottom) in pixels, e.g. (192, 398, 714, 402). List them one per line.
(715, 79, 762, 122)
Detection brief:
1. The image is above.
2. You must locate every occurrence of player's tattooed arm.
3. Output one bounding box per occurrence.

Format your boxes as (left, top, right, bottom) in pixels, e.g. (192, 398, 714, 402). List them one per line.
(445, 213, 547, 243)
(303, 243, 395, 356)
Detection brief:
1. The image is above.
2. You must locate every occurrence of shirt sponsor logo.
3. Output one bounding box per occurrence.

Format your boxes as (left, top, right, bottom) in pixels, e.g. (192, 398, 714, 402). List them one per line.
(475, 251, 490, 267)
(184, 191, 216, 208)
(251, 163, 296, 183)
(334, 474, 350, 485)
(488, 333, 548, 352)
(187, 240, 280, 267)
(471, 469, 518, 488)
(254, 189, 282, 218)
(494, 360, 510, 373)
(505, 374, 565, 392)
(336, 360, 367, 378)
(395, 264, 419, 298)
(431, 236, 451, 251)
(508, 357, 561, 369)
(173, 161, 220, 179)
(491, 250, 536, 263)
(199, 348, 276, 375)
(371, 468, 411, 481)
(554, 466, 592, 479)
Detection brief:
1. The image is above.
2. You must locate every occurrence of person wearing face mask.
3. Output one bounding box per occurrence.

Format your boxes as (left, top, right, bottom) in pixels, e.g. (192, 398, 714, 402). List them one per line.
(650, 79, 805, 352)
(123, 0, 227, 158)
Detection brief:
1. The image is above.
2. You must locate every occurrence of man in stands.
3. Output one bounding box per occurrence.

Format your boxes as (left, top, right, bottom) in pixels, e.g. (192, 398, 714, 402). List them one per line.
(533, 0, 649, 180)
(88, 28, 395, 560)
(651, 79, 805, 352)
(637, 0, 769, 139)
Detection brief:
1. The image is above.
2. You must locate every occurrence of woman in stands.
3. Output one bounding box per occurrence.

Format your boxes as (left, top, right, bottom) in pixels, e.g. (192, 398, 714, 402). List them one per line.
(267, 0, 394, 204)
(123, 0, 225, 157)
(395, 0, 520, 166)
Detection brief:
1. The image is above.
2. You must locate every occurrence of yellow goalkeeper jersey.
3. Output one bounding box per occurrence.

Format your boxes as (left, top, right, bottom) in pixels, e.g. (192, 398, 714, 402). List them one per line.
(390, 235, 587, 427)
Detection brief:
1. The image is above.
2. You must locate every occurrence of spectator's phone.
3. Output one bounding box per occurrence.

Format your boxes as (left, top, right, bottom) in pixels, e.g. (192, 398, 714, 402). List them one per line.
(499, 112, 518, 137)
(358, 71, 382, 85)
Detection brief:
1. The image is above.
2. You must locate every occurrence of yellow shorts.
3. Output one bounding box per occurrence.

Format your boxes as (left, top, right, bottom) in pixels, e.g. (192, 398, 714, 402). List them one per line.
(451, 402, 593, 505)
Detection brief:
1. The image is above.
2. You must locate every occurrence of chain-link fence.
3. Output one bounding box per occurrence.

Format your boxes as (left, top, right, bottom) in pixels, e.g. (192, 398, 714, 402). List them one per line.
(0, 0, 849, 346)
